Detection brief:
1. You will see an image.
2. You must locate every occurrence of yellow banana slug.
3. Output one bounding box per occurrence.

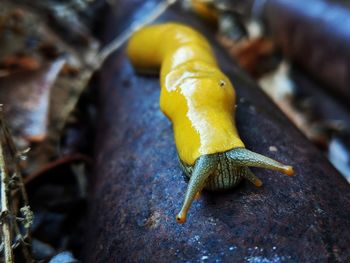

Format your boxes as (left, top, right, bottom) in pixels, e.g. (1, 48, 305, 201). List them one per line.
(127, 23, 294, 224)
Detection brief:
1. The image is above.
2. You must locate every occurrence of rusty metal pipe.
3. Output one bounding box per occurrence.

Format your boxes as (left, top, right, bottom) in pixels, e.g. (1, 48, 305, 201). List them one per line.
(84, 2, 350, 262)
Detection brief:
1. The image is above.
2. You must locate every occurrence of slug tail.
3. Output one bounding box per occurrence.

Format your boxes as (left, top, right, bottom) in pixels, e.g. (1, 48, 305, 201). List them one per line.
(227, 148, 294, 176)
(176, 155, 218, 224)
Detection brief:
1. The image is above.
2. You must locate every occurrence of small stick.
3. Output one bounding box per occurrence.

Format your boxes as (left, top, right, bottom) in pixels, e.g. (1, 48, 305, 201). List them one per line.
(0, 126, 14, 263)
(24, 153, 92, 185)
(98, 0, 177, 64)
(0, 108, 32, 263)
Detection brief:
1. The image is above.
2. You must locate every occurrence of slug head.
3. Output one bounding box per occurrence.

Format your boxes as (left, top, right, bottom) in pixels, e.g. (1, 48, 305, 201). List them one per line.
(176, 148, 294, 224)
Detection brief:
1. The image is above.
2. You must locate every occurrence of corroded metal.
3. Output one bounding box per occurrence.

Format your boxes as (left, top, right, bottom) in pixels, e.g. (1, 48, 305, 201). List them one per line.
(84, 2, 350, 262)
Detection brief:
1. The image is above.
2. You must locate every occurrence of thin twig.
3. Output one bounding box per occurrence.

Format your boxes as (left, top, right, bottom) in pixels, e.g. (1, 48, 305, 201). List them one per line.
(98, 0, 177, 64)
(2, 121, 29, 205)
(24, 153, 92, 185)
(0, 126, 14, 263)
(0, 109, 32, 263)
(3, 122, 32, 262)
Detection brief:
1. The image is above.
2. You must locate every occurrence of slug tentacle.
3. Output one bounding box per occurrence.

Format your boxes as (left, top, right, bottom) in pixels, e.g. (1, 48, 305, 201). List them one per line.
(242, 167, 263, 187)
(227, 148, 294, 176)
(176, 155, 218, 224)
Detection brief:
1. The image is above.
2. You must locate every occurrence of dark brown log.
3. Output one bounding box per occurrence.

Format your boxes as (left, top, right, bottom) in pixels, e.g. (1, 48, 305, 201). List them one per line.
(84, 2, 350, 262)
(262, 0, 350, 104)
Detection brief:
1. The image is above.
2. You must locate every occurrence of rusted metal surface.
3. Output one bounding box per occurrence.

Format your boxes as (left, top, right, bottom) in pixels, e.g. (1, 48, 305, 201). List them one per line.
(262, 0, 350, 103)
(84, 3, 350, 262)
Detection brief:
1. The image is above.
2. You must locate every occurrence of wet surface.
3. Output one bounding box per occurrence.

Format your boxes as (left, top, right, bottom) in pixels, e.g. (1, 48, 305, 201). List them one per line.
(84, 2, 350, 262)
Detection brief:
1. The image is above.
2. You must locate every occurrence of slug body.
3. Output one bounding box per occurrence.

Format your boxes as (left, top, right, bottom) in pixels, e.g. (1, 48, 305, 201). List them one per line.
(127, 23, 294, 224)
